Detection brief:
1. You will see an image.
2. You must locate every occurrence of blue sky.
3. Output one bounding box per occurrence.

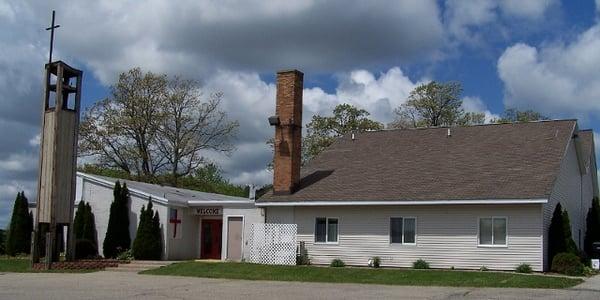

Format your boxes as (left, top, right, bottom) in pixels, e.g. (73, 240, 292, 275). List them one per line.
(1, 0, 599, 227)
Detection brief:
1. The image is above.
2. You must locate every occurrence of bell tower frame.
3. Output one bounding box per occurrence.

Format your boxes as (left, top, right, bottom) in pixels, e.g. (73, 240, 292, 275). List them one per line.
(32, 61, 82, 265)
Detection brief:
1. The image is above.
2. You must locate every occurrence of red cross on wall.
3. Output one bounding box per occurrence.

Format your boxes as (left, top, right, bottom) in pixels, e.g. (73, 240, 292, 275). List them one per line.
(169, 208, 181, 238)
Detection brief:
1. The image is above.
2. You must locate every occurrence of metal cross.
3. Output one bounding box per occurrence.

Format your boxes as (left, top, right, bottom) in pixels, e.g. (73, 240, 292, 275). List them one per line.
(46, 10, 60, 64)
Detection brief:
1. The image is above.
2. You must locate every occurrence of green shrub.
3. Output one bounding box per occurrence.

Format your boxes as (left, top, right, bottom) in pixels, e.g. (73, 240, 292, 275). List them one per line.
(413, 259, 429, 269)
(552, 252, 584, 276)
(116, 249, 133, 261)
(584, 197, 600, 257)
(515, 263, 532, 273)
(132, 199, 162, 260)
(296, 242, 310, 265)
(330, 258, 346, 267)
(6, 192, 33, 256)
(479, 266, 489, 272)
(370, 256, 381, 268)
(103, 182, 131, 258)
(75, 239, 97, 259)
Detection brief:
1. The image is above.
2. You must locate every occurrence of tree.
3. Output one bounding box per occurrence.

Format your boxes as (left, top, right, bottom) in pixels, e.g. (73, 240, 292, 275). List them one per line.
(267, 103, 383, 166)
(74, 201, 98, 259)
(548, 203, 579, 264)
(156, 78, 238, 186)
(132, 199, 162, 260)
(584, 197, 600, 256)
(391, 81, 485, 128)
(103, 181, 131, 258)
(493, 108, 548, 123)
(562, 209, 579, 255)
(79, 68, 238, 182)
(0, 229, 5, 255)
(5, 192, 33, 256)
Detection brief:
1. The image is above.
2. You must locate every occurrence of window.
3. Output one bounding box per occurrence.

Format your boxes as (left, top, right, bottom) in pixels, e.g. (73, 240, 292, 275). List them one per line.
(479, 217, 507, 246)
(315, 217, 338, 243)
(390, 217, 416, 245)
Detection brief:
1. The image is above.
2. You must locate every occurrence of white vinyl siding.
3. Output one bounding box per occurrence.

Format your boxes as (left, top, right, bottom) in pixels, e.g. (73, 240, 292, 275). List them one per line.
(544, 136, 598, 270)
(269, 204, 542, 271)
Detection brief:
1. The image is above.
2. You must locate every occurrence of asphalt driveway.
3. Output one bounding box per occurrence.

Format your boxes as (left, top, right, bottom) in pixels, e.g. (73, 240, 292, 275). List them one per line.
(0, 271, 598, 300)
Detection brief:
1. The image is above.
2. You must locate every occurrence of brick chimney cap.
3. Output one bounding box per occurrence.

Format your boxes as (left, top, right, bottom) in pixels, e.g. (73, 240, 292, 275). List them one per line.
(277, 69, 304, 76)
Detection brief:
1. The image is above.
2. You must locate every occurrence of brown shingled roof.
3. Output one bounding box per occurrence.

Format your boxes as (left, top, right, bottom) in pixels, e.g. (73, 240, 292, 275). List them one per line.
(259, 120, 580, 203)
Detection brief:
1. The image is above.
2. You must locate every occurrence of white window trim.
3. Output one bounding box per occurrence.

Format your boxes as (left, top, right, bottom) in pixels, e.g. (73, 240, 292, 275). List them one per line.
(477, 216, 508, 248)
(314, 217, 339, 245)
(389, 216, 417, 246)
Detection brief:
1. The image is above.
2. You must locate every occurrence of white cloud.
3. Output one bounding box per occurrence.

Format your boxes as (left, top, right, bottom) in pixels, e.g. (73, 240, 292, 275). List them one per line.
(11, 0, 444, 85)
(461, 96, 499, 123)
(0, 153, 37, 172)
(499, 0, 556, 20)
(497, 24, 600, 119)
(444, 0, 557, 46)
(200, 67, 423, 186)
(28, 134, 40, 147)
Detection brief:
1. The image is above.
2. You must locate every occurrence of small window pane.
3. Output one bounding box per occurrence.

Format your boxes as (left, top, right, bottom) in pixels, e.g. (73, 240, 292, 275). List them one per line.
(404, 218, 416, 244)
(479, 218, 493, 245)
(493, 218, 507, 245)
(327, 219, 338, 242)
(390, 218, 403, 243)
(315, 218, 326, 242)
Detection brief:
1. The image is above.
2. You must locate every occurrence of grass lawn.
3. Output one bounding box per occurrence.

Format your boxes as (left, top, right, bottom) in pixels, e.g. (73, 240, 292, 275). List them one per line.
(141, 261, 583, 289)
(0, 257, 97, 273)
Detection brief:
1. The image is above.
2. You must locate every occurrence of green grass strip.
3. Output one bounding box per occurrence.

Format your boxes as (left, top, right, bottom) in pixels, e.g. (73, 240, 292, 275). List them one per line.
(141, 261, 583, 289)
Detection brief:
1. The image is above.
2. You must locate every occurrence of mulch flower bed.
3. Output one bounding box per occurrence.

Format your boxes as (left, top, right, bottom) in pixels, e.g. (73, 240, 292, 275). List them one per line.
(32, 259, 127, 270)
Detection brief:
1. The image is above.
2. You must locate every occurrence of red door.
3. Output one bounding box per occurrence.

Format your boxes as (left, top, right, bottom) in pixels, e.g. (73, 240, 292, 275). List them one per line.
(201, 219, 222, 259)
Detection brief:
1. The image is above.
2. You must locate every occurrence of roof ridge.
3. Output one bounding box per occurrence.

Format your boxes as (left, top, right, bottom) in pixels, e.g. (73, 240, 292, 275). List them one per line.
(357, 119, 579, 134)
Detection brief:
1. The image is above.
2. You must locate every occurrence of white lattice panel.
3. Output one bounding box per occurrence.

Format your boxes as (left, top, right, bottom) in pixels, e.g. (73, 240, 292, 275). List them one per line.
(248, 223, 297, 265)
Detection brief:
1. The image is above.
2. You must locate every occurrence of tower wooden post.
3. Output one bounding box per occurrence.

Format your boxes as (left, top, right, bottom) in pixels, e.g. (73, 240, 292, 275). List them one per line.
(32, 61, 82, 266)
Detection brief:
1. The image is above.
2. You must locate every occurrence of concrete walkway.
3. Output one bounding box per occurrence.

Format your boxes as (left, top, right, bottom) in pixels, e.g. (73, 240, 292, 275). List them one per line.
(0, 271, 598, 300)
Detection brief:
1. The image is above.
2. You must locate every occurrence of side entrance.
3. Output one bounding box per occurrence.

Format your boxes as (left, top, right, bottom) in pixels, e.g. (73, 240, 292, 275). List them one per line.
(200, 219, 222, 259)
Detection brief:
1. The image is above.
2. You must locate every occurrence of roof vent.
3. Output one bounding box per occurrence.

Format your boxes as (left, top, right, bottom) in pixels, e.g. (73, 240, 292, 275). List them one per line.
(447, 128, 451, 137)
(351, 133, 355, 141)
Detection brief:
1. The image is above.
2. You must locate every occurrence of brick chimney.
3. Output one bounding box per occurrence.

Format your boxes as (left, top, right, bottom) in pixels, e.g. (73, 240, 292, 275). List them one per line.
(270, 70, 303, 195)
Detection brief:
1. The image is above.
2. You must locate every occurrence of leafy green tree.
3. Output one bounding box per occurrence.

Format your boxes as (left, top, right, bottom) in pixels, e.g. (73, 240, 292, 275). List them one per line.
(493, 108, 548, 123)
(5, 192, 33, 256)
(584, 197, 600, 256)
(391, 81, 484, 128)
(79, 68, 238, 182)
(303, 103, 383, 162)
(132, 199, 162, 260)
(267, 103, 383, 165)
(103, 181, 131, 258)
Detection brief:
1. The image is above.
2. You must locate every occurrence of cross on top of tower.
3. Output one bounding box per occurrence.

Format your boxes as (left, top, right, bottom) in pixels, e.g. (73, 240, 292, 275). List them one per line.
(46, 10, 60, 64)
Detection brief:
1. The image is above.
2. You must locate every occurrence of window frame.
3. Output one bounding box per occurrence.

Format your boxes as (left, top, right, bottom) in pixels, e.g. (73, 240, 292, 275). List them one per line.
(477, 216, 508, 248)
(389, 216, 417, 246)
(314, 217, 339, 245)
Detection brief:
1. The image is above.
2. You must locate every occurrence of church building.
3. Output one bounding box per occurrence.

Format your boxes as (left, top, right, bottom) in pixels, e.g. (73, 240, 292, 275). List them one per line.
(74, 172, 264, 261)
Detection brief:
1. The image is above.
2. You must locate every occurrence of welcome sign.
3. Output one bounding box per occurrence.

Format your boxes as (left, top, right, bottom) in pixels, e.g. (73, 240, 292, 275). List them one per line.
(192, 207, 222, 216)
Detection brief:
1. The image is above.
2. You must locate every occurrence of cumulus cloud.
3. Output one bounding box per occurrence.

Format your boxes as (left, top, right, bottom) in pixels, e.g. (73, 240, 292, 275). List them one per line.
(203, 67, 423, 186)
(461, 96, 499, 123)
(13, 0, 444, 84)
(444, 0, 557, 46)
(497, 24, 600, 119)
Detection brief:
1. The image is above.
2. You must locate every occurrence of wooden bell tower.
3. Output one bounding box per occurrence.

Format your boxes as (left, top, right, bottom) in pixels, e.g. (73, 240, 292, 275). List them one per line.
(32, 61, 82, 264)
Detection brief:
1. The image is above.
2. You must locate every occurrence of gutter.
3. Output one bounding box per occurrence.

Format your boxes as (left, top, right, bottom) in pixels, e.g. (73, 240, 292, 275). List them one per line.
(255, 198, 548, 207)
